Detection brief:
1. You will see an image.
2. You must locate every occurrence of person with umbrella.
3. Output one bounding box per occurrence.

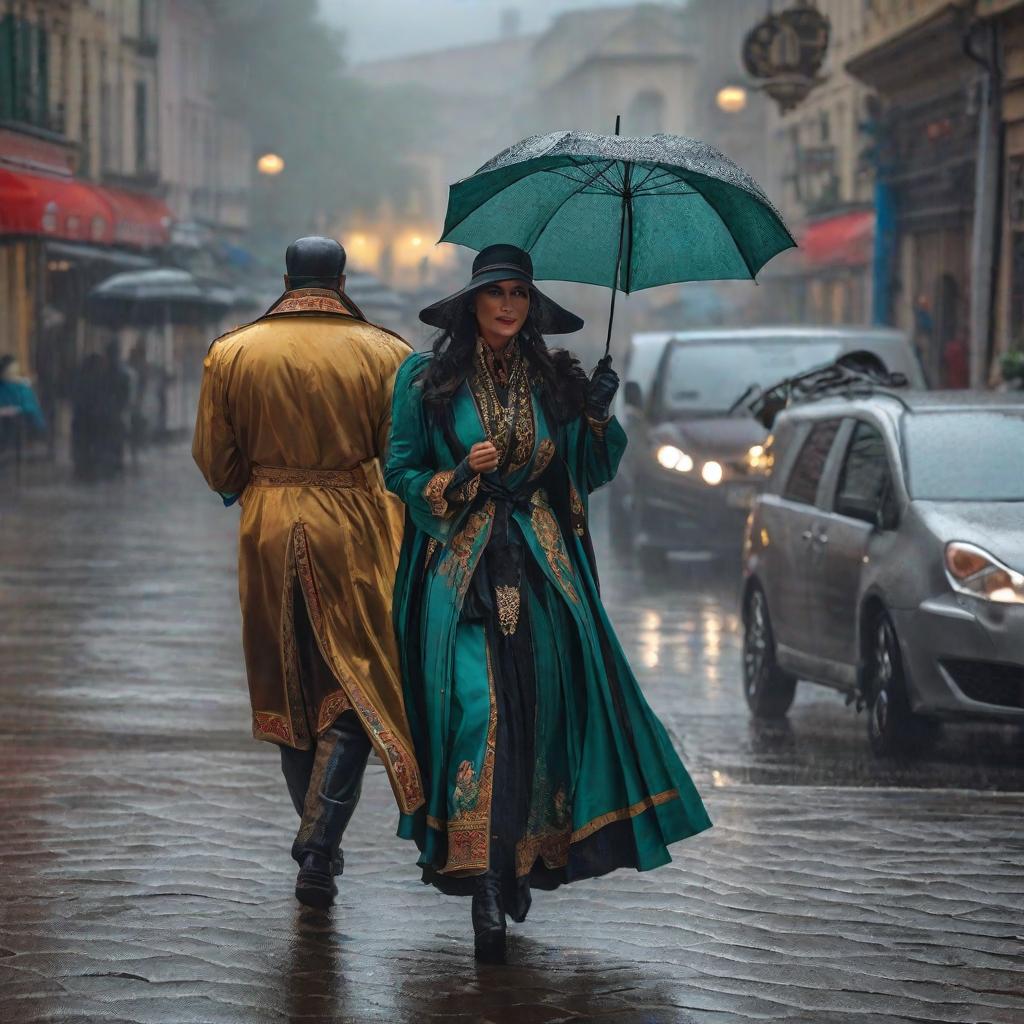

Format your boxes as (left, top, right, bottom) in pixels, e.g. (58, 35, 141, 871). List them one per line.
(384, 243, 712, 963)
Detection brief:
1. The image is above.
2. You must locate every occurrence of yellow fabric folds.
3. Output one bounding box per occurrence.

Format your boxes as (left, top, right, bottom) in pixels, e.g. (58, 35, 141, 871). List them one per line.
(192, 306, 424, 815)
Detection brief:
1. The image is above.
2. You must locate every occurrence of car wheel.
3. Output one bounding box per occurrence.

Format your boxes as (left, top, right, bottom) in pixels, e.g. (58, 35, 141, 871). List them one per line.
(865, 611, 938, 757)
(743, 586, 797, 718)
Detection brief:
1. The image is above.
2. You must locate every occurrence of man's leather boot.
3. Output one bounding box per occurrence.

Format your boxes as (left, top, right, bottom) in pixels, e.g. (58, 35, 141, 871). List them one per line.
(292, 711, 371, 909)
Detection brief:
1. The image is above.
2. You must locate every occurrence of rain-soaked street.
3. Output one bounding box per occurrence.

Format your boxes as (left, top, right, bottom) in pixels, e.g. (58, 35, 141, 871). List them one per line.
(1, 446, 1022, 1024)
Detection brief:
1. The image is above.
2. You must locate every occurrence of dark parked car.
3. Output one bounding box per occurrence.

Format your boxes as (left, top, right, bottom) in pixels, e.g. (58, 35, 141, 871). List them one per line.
(609, 326, 926, 570)
(741, 388, 1024, 756)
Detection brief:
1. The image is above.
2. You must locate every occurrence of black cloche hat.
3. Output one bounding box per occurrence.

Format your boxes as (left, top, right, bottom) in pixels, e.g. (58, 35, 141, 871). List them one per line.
(419, 243, 583, 335)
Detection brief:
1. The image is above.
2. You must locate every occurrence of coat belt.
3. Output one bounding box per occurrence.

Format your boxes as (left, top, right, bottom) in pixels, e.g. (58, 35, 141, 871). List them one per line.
(249, 464, 368, 489)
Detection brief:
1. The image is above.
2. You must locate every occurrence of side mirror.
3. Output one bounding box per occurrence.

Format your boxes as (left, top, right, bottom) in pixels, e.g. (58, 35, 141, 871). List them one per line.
(623, 381, 643, 408)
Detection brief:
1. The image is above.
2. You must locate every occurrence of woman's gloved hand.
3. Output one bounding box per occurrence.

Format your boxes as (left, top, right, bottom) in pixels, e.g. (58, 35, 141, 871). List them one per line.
(586, 355, 620, 420)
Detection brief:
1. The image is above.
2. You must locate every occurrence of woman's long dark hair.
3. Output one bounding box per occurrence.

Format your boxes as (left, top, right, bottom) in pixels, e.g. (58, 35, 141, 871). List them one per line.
(420, 290, 587, 426)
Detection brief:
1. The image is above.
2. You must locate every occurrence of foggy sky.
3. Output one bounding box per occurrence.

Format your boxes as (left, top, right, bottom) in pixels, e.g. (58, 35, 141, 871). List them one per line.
(319, 0, 674, 64)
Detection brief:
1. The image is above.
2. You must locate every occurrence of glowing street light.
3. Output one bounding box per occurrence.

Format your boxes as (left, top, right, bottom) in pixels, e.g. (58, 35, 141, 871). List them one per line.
(257, 152, 285, 176)
(715, 85, 748, 114)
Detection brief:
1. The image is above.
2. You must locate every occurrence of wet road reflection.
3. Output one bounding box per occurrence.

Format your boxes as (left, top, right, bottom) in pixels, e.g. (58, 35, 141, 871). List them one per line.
(598, 548, 1024, 793)
(0, 449, 1021, 1024)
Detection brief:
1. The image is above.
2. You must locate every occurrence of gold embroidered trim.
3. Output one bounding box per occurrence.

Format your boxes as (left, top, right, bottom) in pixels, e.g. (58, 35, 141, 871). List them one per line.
(441, 641, 499, 875)
(516, 771, 571, 877)
(571, 788, 680, 844)
(569, 483, 586, 537)
(529, 438, 556, 481)
(530, 493, 580, 604)
(470, 338, 533, 469)
(586, 414, 610, 438)
(316, 689, 352, 734)
(253, 710, 293, 744)
(251, 465, 365, 489)
(294, 522, 424, 812)
(423, 469, 455, 517)
(495, 584, 520, 636)
(424, 536, 439, 571)
(438, 500, 495, 603)
(449, 472, 481, 505)
(270, 288, 351, 316)
(516, 826, 571, 878)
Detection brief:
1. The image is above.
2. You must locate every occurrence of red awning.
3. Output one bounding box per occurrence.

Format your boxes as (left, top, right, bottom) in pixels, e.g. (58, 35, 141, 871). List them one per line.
(103, 185, 173, 248)
(0, 167, 172, 249)
(0, 167, 115, 244)
(801, 210, 874, 268)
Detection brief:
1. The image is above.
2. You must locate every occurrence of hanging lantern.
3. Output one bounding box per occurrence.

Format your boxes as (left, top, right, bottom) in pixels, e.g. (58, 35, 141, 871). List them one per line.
(742, 0, 830, 113)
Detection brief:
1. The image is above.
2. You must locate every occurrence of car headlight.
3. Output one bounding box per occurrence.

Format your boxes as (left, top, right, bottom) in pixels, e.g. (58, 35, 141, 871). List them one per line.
(945, 542, 1024, 604)
(746, 443, 771, 472)
(656, 444, 693, 473)
(701, 460, 723, 486)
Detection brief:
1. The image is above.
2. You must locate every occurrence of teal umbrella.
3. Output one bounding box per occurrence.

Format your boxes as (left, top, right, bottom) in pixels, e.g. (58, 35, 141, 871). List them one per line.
(440, 124, 796, 354)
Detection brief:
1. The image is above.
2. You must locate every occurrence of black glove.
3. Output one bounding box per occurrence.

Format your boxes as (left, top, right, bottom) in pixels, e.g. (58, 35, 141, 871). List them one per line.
(586, 355, 619, 420)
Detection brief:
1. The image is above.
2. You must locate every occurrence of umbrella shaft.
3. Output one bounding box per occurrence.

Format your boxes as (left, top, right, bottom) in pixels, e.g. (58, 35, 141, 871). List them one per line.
(604, 164, 633, 358)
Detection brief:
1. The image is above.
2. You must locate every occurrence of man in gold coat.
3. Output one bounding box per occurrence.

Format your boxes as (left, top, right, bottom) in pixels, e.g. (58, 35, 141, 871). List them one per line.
(193, 236, 424, 908)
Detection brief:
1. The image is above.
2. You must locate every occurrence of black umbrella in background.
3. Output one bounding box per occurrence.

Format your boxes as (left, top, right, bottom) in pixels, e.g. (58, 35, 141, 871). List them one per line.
(86, 268, 234, 328)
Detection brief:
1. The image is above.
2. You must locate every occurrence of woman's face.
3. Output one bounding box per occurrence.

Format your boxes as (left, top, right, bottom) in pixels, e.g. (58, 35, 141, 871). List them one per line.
(474, 279, 530, 348)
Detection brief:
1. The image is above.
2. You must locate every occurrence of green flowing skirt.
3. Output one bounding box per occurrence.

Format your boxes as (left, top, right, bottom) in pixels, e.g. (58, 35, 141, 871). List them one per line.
(399, 543, 711, 922)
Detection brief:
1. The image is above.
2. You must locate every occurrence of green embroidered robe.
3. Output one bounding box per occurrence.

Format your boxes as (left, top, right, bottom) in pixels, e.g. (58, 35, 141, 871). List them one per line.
(384, 350, 711, 896)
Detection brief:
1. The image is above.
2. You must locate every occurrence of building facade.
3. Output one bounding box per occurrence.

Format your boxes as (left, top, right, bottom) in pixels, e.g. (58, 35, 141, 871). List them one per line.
(979, 0, 1024, 381)
(0, 0, 252, 448)
(847, 0, 994, 387)
(760, 1, 875, 328)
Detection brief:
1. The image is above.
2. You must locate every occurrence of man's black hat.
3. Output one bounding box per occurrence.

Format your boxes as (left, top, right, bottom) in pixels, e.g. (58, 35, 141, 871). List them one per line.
(286, 236, 346, 286)
(419, 243, 583, 335)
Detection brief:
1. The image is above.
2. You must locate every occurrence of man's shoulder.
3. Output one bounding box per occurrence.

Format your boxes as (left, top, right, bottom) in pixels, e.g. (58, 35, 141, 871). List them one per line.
(206, 319, 261, 357)
(346, 320, 413, 357)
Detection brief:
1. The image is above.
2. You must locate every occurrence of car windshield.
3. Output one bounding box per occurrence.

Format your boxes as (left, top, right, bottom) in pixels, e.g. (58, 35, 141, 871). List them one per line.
(904, 410, 1024, 501)
(659, 340, 844, 414)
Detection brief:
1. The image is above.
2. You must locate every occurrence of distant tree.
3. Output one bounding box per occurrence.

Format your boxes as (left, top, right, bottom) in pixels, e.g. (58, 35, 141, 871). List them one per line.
(209, 0, 430, 258)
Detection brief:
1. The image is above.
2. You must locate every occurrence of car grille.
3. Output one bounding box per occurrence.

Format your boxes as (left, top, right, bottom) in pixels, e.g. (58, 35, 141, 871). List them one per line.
(941, 659, 1024, 710)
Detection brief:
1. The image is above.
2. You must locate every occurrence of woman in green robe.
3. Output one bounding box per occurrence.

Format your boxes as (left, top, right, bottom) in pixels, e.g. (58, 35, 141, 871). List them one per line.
(385, 244, 711, 963)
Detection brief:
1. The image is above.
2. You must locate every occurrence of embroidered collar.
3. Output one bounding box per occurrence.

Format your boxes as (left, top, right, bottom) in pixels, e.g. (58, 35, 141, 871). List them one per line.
(269, 287, 352, 316)
(476, 336, 521, 389)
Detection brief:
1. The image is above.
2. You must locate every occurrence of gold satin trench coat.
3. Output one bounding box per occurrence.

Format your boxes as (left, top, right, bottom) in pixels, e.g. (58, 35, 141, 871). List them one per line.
(192, 288, 424, 816)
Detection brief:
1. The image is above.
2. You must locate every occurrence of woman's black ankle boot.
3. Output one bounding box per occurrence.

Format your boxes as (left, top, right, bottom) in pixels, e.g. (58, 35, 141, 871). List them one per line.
(472, 870, 507, 964)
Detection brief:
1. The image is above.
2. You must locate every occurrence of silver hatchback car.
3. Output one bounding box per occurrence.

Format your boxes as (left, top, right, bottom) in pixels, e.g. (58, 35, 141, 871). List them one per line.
(741, 390, 1024, 755)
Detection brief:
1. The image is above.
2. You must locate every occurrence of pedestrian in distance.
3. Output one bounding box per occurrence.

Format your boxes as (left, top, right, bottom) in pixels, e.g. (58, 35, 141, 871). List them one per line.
(384, 244, 711, 964)
(70, 352, 110, 481)
(193, 236, 425, 909)
(0, 353, 46, 470)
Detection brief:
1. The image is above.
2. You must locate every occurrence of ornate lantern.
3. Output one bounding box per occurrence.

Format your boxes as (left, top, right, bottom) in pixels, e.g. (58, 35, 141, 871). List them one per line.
(742, 0, 831, 113)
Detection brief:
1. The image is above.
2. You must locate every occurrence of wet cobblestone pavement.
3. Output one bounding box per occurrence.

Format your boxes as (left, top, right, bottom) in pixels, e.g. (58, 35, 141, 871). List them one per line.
(1, 447, 1022, 1024)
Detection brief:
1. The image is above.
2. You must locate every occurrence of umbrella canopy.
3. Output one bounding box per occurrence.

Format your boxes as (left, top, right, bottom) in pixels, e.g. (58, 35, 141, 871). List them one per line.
(87, 268, 234, 327)
(441, 131, 796, 334)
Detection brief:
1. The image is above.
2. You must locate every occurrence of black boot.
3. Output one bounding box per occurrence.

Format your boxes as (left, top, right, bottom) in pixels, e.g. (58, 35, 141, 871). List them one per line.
(294, 851, 336, 909)
(292, 712, 371, 909)
(472, 870, 507, 964)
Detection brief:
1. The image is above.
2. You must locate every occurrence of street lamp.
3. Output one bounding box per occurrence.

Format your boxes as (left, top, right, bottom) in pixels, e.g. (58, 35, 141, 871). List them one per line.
(716, 85, 748, 114)
(257, 152, 285, 176)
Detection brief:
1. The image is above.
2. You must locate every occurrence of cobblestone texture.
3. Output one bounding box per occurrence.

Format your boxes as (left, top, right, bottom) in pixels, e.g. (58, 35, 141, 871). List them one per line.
(0, 447, 1021, 1023)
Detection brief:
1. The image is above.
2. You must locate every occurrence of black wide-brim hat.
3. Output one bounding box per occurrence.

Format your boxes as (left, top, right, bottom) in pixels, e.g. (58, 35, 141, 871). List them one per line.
(419, 243, 583, 335)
